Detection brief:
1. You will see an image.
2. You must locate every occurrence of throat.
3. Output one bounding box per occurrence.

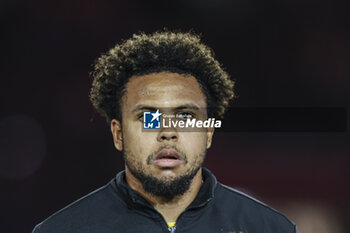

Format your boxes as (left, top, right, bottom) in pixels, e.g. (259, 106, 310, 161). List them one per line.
(125, 166, 203, 222)
(152, 169, 203, 222)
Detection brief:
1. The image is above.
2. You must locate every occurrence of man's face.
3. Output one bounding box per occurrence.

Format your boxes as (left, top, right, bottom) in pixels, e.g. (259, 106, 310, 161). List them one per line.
(111, 72, 214, 198)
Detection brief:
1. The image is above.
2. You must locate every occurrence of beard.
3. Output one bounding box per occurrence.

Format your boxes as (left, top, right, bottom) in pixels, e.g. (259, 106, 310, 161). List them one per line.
(122, 145, 206, 199)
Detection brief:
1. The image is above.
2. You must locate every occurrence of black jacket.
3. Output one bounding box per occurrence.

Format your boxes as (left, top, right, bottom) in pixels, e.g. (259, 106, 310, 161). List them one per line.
(32, 168, 298, 233)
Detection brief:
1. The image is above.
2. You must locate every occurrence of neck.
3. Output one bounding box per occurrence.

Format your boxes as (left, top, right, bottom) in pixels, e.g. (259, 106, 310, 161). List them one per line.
(125, 168, 203, 223)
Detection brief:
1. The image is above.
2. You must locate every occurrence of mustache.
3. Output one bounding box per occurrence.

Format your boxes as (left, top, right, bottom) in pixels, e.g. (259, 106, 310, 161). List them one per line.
(146, 144, 187, 164)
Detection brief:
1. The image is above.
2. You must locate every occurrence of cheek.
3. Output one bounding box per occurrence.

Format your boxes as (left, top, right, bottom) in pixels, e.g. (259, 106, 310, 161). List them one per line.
(123, 127, 157, 157)
(181, 132, 207, 156)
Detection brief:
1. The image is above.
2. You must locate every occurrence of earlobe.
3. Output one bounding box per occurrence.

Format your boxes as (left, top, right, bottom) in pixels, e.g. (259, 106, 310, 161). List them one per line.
(111, 119, 123, 151)
(206, 127, 215, 149)
(206, 137, 212, 149)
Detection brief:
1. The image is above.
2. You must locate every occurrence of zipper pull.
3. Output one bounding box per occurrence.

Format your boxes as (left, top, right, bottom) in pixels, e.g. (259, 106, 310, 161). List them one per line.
(168, 225, 176, 233)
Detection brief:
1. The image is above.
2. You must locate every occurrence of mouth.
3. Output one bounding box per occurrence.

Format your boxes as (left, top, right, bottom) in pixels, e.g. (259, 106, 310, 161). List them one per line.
(152, 148, 183, 168)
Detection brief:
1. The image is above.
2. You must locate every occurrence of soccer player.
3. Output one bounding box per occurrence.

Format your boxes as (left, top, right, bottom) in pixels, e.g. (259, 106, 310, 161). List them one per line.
(32, 30, 298, 233)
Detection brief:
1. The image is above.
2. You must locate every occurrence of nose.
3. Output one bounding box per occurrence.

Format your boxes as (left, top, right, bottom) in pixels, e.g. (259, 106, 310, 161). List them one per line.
(157, 129, 178, 142)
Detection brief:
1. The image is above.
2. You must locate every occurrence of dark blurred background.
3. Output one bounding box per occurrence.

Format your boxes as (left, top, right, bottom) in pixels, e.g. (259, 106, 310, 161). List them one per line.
(0, 0, 349, 232)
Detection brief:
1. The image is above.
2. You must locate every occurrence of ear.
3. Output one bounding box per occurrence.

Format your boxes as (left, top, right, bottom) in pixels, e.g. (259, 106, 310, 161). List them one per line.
(206, 126, 215, 149)
(111, 119, 123, 151)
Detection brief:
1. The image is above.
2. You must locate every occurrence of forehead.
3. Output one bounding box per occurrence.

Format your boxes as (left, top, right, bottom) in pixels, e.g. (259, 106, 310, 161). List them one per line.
(122, 72, 206, 110)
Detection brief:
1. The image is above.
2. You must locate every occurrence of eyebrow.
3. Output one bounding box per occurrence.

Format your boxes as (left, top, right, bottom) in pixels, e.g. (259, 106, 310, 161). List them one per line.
(174, 104, 200, 111)
(131, 105, 158, 113)
(131, 104, 201, 113)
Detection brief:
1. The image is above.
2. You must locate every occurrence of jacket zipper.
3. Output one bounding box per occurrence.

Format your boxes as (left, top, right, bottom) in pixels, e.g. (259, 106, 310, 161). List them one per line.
(162, 197, 213, 233)
(168, 225, 176, 233)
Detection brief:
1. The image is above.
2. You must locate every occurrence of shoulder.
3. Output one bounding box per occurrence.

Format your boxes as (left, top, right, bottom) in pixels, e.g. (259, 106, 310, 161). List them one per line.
(213, 183, 297, 232)
(32, 180, 122, 233)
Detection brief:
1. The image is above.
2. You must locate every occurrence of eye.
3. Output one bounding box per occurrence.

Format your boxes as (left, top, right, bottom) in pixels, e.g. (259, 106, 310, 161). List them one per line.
(137, 114, 144, 121)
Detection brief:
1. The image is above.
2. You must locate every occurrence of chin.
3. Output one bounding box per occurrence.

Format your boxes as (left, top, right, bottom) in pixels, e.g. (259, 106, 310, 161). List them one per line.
(158, 168, 186, 176)
(157, 173, 178, 182)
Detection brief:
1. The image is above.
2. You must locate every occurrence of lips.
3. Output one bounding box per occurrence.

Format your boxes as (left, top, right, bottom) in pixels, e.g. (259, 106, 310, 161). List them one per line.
(153, 149, 183, 168)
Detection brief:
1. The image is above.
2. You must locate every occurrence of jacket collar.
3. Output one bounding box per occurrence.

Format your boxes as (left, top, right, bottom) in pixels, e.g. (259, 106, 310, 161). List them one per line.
(113, 167, 217, 211)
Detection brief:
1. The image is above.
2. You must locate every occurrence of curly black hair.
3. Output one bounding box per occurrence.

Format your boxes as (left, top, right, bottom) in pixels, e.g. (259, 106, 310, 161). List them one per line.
(90, 30, 235, 122)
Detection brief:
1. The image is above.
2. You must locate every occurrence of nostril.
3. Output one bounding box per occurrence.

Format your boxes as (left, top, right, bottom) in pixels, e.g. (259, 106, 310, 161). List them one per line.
(159, 135, 177, 141)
